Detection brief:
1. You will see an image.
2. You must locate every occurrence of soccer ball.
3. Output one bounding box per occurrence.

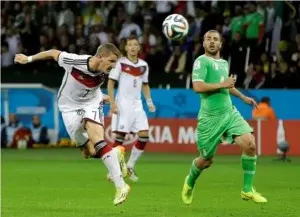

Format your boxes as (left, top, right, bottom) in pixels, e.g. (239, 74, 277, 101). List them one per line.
(162, 14, 189, 41)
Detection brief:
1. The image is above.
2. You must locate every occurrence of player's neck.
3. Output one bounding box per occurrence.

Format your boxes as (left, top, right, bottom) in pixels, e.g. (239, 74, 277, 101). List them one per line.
(127, 55, 138, 64)
(88, 56, 98, 72)
(204, 52, 220, 59)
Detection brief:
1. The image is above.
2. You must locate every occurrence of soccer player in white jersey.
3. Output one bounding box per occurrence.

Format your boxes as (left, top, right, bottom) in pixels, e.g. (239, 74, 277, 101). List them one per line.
(107, 36, 156, 182)
(14, 43, 130, 205)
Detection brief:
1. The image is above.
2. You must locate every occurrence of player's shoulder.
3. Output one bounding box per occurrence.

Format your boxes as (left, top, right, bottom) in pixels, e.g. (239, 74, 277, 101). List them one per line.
(197, 55, 207, 61)
(60, 52, 91, 63)
(118, 56, 127, 63)
(137, 58, 148, 66)
(195, 55, 210, 66)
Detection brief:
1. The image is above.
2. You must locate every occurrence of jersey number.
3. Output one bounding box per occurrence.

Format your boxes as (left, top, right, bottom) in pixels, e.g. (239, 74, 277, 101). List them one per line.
(82, 89, 90, 97)
(92, 107, 103, 121)
(133, 79, 137, 88)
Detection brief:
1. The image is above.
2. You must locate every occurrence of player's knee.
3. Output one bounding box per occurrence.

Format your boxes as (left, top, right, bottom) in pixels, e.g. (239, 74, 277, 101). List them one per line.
(245, 141, 256, 156)
(195, 157, 212, 170)
(242, 136, 256, 156)
(135, 135, 149, 150)
(138, 130, 149, 138)
(114, 133, 126, 147)
(204, 159, 213, 168)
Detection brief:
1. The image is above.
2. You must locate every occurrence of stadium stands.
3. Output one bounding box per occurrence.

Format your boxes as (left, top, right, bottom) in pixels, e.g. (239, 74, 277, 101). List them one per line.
(1, 1, 300, 88)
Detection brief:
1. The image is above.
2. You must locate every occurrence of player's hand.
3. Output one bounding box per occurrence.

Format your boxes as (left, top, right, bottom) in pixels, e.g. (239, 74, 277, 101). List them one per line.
(146, 99, 156, 112)
(14, 54, 29, 64)
(220, 75, 237, 89)
(242, 96, 258, 108)
(109, 103, 118, 116)
(148, 104, 156, 113)
(102, 94, 110, 104)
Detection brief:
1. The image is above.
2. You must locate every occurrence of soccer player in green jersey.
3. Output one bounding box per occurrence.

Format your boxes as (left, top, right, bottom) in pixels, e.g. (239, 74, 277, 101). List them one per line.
(181, 30, 267, 204)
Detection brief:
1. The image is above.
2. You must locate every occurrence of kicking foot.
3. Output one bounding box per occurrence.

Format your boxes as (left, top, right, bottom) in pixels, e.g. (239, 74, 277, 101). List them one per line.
(114, 184, 130, 205)
(181, 176, 194, 205)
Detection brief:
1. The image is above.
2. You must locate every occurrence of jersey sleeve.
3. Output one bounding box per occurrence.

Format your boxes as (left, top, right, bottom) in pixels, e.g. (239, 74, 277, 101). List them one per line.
(109, 61, 121, 81)
(58, 52, 89, 71)
(192, 58, 207, 82)
(142, 64, 149, 84)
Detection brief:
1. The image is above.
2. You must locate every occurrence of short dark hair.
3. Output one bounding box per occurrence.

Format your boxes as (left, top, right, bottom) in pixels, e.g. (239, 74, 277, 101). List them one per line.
(261, 96, 270, 104)
(204, 30, 222, 41)
(126, 35, 139, 44)
(95, 43, 122, 58)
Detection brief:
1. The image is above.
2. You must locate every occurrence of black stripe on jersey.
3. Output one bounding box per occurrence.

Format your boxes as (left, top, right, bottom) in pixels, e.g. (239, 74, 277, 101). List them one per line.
(63, 59, 87, 63)
(64, 57, 87, 62)
(63, 59, 87, 65)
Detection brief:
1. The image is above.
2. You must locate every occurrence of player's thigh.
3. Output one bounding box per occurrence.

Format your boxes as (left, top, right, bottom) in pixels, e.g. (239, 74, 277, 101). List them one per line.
(225, 108, 253, 144)
(132, 110, 149, 135)
(111, 109, 134, 134)
(197, 115, 228, 159)
(62, 111, 89, 147)
(83, 106, 105, 144)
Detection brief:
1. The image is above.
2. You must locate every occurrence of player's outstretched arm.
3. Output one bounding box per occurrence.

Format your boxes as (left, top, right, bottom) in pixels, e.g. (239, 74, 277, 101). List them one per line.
(229, 87, 245, 99)
(14, 49, 61, 64)
(230, 87, 258, 108)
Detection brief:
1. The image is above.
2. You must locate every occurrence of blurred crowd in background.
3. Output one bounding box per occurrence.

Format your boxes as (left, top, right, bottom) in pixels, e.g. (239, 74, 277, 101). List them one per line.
(1, 1, 300, 89)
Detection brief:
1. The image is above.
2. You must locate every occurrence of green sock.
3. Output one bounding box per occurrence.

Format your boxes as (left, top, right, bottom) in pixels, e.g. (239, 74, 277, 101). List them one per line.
(187, 159, 202, 188)
(241, 154, 257, 192)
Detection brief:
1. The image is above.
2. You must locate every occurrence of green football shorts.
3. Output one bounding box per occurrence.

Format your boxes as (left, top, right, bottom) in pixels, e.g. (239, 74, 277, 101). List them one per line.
(196, 107, 253, 159)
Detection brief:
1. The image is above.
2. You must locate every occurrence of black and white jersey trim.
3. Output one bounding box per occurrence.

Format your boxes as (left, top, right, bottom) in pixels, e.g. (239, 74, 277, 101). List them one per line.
(63, 58, 87, 65)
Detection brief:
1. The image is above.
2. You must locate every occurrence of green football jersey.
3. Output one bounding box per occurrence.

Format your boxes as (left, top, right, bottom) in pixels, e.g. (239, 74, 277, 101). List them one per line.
(244, 12, 263, 39)
(230, 15, 245, 39)
(192, 55, 232, 116)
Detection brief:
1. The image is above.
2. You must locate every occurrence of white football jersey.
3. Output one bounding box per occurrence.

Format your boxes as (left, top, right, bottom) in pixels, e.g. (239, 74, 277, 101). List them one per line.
(57, 52, 106, 112)
(109, 57, 149, 105)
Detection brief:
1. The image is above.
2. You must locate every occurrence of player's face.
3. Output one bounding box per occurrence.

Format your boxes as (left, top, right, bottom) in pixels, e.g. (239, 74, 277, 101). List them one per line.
(99, 53, 118, 73)
(125, 39, 140, 57)
(203, 32, 222, 56)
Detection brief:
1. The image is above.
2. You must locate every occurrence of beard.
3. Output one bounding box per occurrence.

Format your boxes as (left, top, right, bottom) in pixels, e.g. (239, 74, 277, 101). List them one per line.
(205, 48, 220, 56)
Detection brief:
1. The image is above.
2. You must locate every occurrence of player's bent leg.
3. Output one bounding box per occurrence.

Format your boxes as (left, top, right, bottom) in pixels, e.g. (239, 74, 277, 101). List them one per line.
(127, 130, 149, 182)
(235, 133, 267, 203)
(182, 156, 213, 205)
(85, 121, 130, 205)
(182, 115, 224, 205)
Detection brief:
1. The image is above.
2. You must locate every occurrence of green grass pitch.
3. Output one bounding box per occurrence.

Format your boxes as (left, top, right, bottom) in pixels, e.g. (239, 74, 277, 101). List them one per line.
(2, 148, 300, 217)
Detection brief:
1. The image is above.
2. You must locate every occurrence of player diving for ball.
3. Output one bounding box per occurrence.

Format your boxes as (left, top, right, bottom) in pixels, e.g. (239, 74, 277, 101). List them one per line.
(14, 44, 130, 205)
(181, 30, 267, 204)
(107, 36, 156, 182)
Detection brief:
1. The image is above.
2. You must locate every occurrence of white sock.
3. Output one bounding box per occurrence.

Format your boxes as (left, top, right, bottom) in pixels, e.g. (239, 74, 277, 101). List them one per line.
(101, 149, 126, 188)
(127, 145, 144, 169)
